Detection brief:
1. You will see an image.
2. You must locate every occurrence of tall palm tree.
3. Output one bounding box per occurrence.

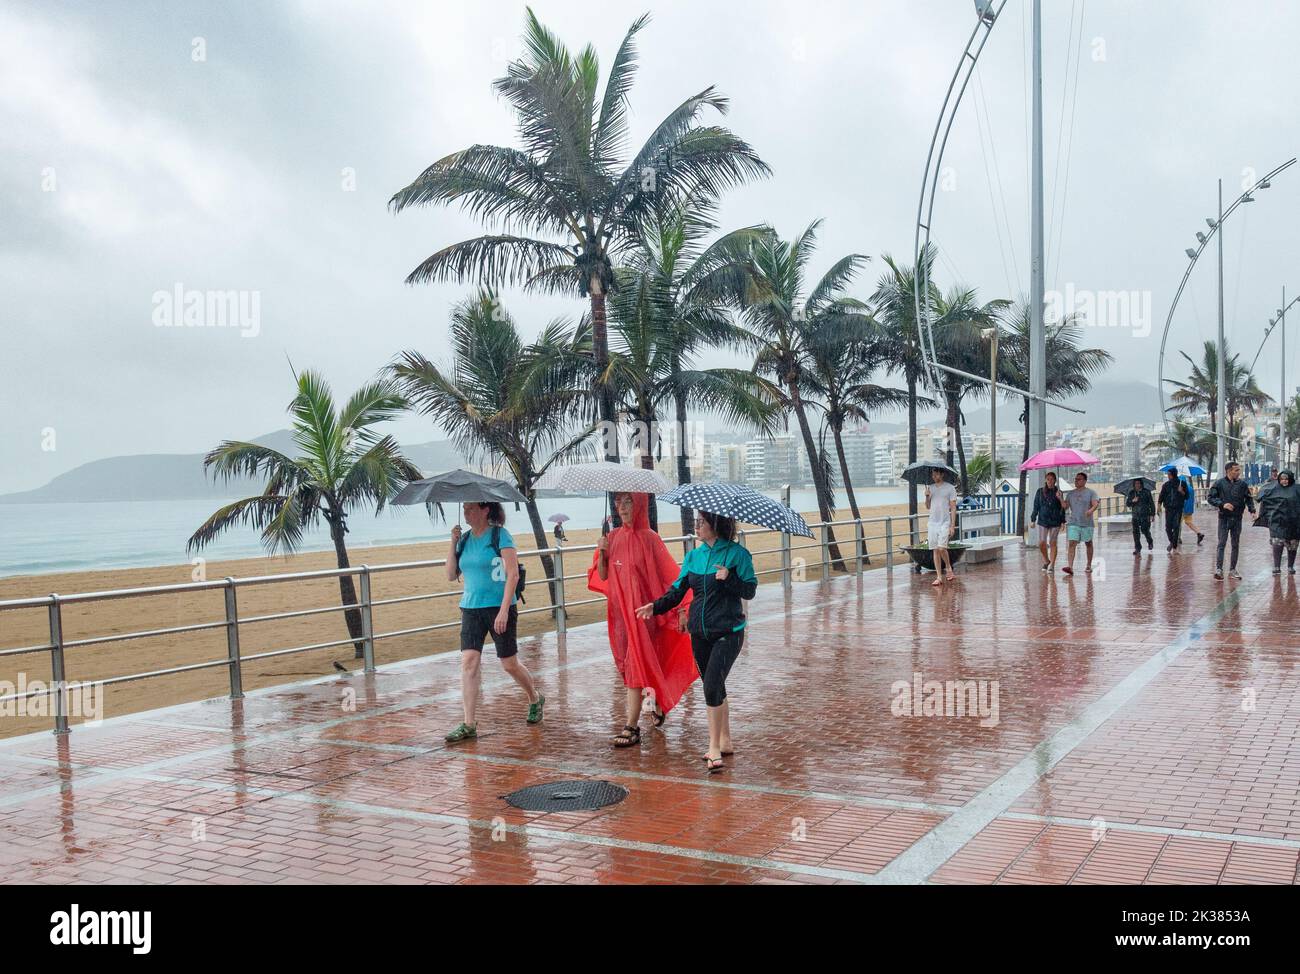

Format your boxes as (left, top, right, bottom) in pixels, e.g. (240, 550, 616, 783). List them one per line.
(741, 220, 876, 566)
(611, 199, 780, 533)
(388, 9, 769, 477)
(188, 371, 420, 658)
(871, 249, 939, 536)
(1166, 340, 1271, 462)
(929, 288, 1011, 493)
(390, 291, 595, 607)
(804, 329, 916, 521)
(1001, 302, 1112, 533)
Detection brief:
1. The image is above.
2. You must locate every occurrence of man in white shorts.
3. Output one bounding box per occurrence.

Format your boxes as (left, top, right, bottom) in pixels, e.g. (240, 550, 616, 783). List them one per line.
(925, 467, 959, 586)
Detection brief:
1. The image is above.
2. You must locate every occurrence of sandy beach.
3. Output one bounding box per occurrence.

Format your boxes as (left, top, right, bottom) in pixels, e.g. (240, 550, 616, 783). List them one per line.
(0, 503, 919, 738)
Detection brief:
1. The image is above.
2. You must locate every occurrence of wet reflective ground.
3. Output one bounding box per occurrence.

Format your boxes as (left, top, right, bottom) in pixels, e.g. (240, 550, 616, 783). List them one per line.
(3, 526, 1298, 884)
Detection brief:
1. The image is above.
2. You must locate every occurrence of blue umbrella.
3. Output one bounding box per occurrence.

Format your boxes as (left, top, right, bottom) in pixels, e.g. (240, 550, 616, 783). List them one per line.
(1158, 456, 1206, 477)
(658, 482, 814, 538)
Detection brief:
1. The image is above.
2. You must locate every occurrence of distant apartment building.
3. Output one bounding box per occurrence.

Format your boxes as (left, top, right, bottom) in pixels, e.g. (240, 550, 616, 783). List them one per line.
(834, 426, 875, 490)
(744, 434, 812, 488)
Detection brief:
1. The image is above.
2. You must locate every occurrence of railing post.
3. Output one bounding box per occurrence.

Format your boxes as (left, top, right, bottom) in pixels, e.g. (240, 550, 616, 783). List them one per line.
(886, 517, 895, 573)
(48, 595, 68, 736)
(781, 528, 791, 591)
(855, 519, 865, 574)
(359, 567, 375, 674)
(553, 546, 567, 636)
(820, 522, 831, 581)
(223, 578, 243, 700)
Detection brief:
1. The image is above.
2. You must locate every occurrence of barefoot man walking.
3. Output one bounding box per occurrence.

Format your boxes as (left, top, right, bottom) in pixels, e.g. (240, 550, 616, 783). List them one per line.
(925, 468, 958, 586)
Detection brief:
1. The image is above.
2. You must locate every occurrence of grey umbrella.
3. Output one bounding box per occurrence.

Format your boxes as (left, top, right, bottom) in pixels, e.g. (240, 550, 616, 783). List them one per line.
(392, 469, 527, 507)
(900, 461, 958, 486)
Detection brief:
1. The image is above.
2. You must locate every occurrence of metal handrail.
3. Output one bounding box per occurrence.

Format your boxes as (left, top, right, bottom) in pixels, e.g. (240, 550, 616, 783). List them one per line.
(0, 507, 1024, 735)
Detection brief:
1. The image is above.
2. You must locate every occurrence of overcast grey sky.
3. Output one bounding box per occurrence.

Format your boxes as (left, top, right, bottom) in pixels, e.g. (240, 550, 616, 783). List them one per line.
(3, 0, 1298, 494)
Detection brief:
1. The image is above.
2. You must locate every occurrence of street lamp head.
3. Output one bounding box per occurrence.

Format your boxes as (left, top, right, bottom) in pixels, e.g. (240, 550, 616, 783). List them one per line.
(1185, 248, 1198, 260)
(1242, 194, 1256, 203)
(1259, 180, 1272, 189)
(1195, 232, 1207, 244)
(1205, 218, 1218, 229)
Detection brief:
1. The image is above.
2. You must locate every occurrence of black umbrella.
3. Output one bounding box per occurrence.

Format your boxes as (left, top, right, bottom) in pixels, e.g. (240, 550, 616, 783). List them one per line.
(900, 461, 958, 486)
(392, 469, 526, 507)
(1113, 476, 1155, 496)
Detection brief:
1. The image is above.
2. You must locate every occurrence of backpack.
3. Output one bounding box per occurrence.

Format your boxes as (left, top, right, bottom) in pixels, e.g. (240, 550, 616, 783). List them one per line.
(456, 525, 526, 604)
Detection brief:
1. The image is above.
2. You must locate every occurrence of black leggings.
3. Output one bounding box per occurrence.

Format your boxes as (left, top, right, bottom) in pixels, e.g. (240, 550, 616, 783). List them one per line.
(1271, 537, 1298, 569)
(692, 631, 744, 708)
(1132, 518, 1153, 549)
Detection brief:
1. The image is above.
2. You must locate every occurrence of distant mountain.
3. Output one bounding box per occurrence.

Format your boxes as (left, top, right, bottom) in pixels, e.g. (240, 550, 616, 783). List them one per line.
(0, 431, 468, 504)
(918, 380, 1162, 435)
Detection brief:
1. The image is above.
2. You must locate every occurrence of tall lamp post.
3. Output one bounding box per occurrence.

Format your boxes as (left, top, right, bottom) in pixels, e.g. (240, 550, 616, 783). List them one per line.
(1250, 288, 1300, 468)
(1157, 159, 1296, 472)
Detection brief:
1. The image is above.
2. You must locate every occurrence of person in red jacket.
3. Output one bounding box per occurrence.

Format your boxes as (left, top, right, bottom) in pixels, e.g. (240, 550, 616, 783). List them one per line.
(589, 493, 697, 749)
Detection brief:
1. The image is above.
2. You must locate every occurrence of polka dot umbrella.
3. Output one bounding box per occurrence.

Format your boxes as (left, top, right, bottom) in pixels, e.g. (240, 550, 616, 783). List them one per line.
(657, 482, 814, 538)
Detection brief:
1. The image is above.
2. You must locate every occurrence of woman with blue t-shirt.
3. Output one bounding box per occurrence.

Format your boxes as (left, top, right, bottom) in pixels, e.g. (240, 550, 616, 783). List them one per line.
(443, 501, 543, 744)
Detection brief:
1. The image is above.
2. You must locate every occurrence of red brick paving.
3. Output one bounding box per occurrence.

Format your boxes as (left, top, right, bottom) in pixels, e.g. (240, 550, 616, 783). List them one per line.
(2, 525, 1298, 884)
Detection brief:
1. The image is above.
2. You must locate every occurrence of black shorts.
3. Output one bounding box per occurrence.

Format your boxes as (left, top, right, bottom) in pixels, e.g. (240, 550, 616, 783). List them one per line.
(459, 605, 518, 658)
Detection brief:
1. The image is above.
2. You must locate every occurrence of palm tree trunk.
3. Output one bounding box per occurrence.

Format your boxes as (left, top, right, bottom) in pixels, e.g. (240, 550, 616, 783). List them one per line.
(831, 422, 869, 565)
(955, 416, 970, 495)
(674, 388, 694, 535)
(327, 516, 365, 659)
(638, 448, 659, 531)
(789, 381, 844, 569)
(523, 496, 559, 611)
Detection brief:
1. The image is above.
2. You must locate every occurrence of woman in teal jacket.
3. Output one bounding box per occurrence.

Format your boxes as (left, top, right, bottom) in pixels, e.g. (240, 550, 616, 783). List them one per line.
(636, 510, 757, 773)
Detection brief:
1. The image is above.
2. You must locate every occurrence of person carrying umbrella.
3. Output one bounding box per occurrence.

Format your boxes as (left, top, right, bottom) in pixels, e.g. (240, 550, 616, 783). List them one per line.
(443, 501, 544, 743)
(635, 509, 758, 774)
(925, 467, 959, 585)
(1257, 470, 1300, 575)
(1157, 468, 1188, 551)
(1061, 471, 1100, 575)
(588, 493, 697, 749)
(1030, 471, 1066, 571)
(1125, 478, 1156, 554)
(1207, 461, 1256, 580)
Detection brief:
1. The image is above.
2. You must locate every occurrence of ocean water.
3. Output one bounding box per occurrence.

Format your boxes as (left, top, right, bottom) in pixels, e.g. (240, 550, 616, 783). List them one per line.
(0, 487, 910, 579)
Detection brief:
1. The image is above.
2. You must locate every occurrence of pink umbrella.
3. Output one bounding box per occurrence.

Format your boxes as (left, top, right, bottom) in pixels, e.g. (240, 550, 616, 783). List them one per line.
(1018, 447, 1099, 472)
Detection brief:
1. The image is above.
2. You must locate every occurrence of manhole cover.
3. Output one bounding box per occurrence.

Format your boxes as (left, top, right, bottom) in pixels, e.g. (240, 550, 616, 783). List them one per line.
(502, 779, 628, 812)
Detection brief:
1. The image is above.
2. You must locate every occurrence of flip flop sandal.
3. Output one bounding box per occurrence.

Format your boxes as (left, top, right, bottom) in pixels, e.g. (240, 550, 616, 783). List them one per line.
(612, 725, 641, 749)
(705, 757, 725, 774)
(652, 708, 666, 727)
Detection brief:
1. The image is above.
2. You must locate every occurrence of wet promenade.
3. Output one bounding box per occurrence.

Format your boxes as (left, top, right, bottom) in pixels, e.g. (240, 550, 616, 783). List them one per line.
(3, 525, 1298, 884)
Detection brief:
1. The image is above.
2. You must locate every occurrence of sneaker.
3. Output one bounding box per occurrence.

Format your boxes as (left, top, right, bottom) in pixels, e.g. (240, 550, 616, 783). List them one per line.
(445, 722, 477, 744)
(1166, 544, 1173, 552)
(1197, 533, 1205, 545)
(1061, 566, 1073, 575)
(1290, 568, 1296, 575)
(1133, 548, 1141, 555)
(1214, 570, 1224, 580)
(1148, 541, 1154, 550)
(1273, 568, 1282, 576)
(1230, 570, 1242, 580)
(1041, 562, 1050, 572)
(527, 694, 546, 724)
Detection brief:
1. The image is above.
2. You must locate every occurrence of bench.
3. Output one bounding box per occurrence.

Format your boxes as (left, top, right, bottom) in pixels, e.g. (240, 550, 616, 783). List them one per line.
(962, 534, 1024, 564)
(1099, 514, 1130, 537)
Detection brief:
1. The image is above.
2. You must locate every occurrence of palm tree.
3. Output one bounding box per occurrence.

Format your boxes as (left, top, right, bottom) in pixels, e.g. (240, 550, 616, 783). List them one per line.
(1144, 420, 1215, 475)
(1001, 302, 1112, 534)
(390, 291, 595, 607)
(966, 452, 1010, 495)
(188, 371, 420, 658)
(929, 288, 1011, 492)
(388, 9, 769, 478)
(741, 220, 876, 567)
(871, 249, 939, 536)
(804, 330, 916, 522)
(1166, 340, 1271, 459)
(608, 199, 781, 533)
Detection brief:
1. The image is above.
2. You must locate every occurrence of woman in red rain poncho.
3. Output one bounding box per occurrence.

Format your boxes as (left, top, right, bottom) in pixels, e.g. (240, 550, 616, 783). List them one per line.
(588, 492, 697, 748)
